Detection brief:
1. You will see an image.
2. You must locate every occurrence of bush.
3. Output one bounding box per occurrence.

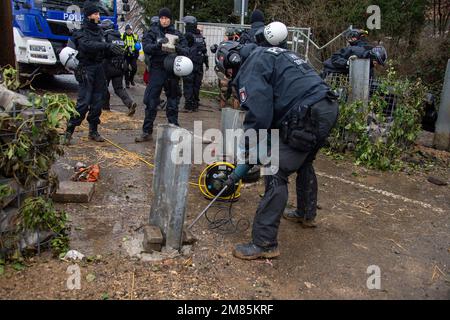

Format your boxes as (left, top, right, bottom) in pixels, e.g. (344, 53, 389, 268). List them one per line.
(328, 67, 427, 170)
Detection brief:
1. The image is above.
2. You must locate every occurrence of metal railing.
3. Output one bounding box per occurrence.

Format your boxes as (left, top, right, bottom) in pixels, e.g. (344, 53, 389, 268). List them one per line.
(175, 21, 313, 87)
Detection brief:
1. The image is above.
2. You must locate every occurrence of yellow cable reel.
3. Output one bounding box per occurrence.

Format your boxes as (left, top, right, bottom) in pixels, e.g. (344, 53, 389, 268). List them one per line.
(197, 161, 242, 200)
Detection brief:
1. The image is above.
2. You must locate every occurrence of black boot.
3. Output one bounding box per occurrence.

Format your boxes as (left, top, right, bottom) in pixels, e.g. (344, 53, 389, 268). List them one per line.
(127, 102, 137, 117)
(88, 127, 105, 142)
(62, 125, 75, 145)
(283, 209, 317, 228)
(232, 242, 280, 260)
(89, 132, 105, 142)
(135, 133, 152, 143)
(193, 101, 199, 112)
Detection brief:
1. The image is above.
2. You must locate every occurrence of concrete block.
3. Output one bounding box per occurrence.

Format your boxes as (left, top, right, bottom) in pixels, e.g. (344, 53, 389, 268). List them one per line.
(143, 225, 164, 252)
(52, 181, 95, 203)
(182, 228, 197, 245)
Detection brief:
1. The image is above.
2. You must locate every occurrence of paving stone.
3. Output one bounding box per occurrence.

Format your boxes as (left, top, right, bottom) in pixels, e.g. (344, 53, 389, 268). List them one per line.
(52, 181, 95, 203)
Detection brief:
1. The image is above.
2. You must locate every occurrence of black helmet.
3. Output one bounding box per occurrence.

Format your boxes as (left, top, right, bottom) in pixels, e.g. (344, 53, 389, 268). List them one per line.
(345, 28, 368, 44)
(225, 27, 242, 41)
(370, 46, 387, 66)
(183, 15, 197, 31)
(234, 28, 245, 37)
(100, 19, 114, 31)
(215, 41, 242, 76)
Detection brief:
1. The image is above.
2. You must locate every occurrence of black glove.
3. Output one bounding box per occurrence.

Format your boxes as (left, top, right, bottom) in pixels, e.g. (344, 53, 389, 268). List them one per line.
(175, 45, 185, 55)
(109, 44, 124, 56)
(210, 44, 218, 53)
(186, 34, 194, 47)
(157, 37, 169, 47)
(218, 173, 239, 193)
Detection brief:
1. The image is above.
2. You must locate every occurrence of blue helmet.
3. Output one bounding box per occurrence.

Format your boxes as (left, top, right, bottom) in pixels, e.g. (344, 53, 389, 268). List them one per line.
(134, 42, 142, 51)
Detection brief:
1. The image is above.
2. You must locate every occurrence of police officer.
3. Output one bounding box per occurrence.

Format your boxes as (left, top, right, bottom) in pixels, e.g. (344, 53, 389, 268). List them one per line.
(101, 19, 137, 116)
(182, 16, 208, 112)
(239, 9, 265, 45)
(144, 16, 160, 72)
(322, 29, 373, 78)
(136, 7, 188, 142)
(64, 2, 124, 144)
(220, 22, 339, 260)
(225, 27, 244, 42)
(122, 24, 140, 88)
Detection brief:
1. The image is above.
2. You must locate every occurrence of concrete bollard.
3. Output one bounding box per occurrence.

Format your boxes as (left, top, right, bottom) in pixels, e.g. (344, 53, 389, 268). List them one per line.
(433, 59, 450, 151)
(149, 124, 192, 251)
(220, 107, 245, 161)
(349, 58, 371, 106)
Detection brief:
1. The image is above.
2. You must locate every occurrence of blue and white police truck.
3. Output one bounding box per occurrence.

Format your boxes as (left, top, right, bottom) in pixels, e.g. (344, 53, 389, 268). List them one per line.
(11, 0, 130, 77)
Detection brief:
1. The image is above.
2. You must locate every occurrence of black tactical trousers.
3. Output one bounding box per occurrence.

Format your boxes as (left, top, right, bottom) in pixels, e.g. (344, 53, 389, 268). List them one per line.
(252, 141, 319, 248)
(142, 66, 180, 134)
(69, 64, 106, 132)
(124, 55, 137, 84)
(105, 75, 133, 108)
(183, 66, 203, 110)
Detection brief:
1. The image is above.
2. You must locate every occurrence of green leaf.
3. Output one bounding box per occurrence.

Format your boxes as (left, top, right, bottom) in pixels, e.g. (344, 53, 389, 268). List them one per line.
(12, 263, 26, 271)
(101, 293, 109, 300)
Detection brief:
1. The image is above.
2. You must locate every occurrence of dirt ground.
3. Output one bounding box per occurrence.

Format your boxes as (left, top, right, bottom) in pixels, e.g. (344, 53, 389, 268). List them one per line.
(0, 75, 449, 300)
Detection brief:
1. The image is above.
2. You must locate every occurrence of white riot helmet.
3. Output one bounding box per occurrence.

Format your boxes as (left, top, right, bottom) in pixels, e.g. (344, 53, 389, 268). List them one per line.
(263, 21, 288, 46)
(173, 56, 193, 76)
(164, 54, 193, 77)
(59, 46, 79, 71)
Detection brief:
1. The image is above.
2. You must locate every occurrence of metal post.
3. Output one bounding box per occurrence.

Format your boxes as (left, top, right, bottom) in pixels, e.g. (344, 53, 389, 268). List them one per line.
(0, 0, 15, 67)
(349, 58, 371, 106)
(179, 0, 184, 22)
(433, 59, 450, 151)
(149, 124, 192, 250)
(221, 108, 245, 161)
(240, 0, 245, 25)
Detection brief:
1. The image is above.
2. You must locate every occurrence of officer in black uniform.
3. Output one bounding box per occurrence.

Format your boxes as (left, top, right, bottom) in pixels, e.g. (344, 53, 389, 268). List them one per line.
(219, 22, 339, 260)
(322, 29, 374, 78)
(64, 2, 124, 144)
(101, 19, 137, 116)
(143, 16, 160, 70)
(182, 16, 208, 112)
(136, 7, 188, 142)
(239, 9, 265, 45)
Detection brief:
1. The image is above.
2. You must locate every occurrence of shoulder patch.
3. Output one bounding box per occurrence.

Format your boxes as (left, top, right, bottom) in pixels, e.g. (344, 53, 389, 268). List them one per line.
(265, 47, 287, 55)
(285, 52, 308, 65)
(239, 87, 247, 104)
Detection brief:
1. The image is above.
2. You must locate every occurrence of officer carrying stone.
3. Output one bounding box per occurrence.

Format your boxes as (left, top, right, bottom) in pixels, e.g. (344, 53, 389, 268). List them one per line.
(182, 16, 209, 113)
(218, 22, 339, 260)
(136, 7, 189, 143)
(100, 19, 137, 116)
(64, 2, 124, 144)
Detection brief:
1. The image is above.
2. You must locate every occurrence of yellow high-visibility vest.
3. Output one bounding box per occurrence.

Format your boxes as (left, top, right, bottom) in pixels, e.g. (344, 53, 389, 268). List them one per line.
(122, 33, 139, 52)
